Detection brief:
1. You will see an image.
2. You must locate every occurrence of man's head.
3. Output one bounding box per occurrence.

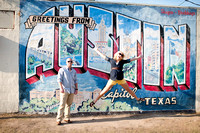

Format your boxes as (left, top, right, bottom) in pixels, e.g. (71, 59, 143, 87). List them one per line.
(66, 58, 73, 68)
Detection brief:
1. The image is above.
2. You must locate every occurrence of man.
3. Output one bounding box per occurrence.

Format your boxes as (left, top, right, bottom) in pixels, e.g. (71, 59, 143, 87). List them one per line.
(56, 58, 78, 125)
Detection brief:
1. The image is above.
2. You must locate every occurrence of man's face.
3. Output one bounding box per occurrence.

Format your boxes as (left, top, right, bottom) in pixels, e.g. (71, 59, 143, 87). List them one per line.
(66, 58, 73, 68)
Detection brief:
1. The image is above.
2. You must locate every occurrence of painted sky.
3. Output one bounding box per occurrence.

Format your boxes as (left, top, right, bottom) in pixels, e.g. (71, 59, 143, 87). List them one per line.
(96, 0, 200, 8)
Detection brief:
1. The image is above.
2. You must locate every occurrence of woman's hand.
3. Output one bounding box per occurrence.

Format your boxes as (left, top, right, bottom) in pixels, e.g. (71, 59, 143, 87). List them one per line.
(138, 54, 143, 59)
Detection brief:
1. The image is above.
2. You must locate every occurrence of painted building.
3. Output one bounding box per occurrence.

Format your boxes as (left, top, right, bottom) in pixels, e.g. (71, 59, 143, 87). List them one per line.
(0, 0, 200, 114)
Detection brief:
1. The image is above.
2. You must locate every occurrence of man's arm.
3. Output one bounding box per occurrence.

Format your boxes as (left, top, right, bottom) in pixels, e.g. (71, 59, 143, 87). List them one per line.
(58, 82, 64, 93)
(57, 68, 64, 93)
(74, 83, 78, 95)
(74, 71, 78, 95)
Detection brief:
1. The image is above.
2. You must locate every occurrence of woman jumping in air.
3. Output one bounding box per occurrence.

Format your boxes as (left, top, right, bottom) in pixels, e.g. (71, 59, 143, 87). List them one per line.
(90, 47, 145, 107)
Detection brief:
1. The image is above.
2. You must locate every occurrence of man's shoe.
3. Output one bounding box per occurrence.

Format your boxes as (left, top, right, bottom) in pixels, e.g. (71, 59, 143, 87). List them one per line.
(56, 121, 61, 125)
(64, 119, 72, 123)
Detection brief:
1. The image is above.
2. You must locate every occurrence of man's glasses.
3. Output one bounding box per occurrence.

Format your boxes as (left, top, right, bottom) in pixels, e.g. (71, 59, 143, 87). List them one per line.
(67, 61, 73, 63)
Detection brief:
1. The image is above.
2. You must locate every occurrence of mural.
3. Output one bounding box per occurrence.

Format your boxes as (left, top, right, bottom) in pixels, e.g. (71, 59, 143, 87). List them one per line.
(19, 0, 196, 113)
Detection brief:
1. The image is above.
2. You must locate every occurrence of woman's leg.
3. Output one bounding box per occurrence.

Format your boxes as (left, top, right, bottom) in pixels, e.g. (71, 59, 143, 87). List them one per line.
(120, 83, 140, 101)
(93, 82, 114, 103)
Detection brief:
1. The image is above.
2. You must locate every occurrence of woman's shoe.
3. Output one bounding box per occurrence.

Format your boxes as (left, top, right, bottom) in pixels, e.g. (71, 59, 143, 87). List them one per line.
(90, 101, 95, 107)
(138, 98, 145, 101)
(137, 98, 145, 103)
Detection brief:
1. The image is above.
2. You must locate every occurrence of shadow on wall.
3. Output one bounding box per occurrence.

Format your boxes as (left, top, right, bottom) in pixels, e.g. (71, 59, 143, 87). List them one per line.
(0, 35, 18, 73)
(0, 35, 33, 104)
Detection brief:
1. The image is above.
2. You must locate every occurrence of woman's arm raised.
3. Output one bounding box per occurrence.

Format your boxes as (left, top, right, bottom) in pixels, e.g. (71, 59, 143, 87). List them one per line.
(94, 47, 107, 59)
(130, 54, 143, 62)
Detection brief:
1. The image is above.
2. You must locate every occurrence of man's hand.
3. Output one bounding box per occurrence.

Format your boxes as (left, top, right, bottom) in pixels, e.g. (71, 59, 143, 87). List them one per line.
(74, 89, 78, 95)
(59, 82, 64, 93)
(60, 88, 64, 93)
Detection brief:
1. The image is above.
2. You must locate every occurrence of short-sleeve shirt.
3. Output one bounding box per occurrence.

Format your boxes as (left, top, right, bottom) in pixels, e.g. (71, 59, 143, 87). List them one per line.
(105, 57, 131, 81)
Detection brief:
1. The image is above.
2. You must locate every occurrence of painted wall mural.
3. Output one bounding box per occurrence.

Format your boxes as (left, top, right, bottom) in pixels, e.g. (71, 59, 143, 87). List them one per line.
(19, 0, 196, 113)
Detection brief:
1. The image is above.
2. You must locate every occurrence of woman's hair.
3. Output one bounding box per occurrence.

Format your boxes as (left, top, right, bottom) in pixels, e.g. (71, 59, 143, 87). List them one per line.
(113, 51, 125, 60)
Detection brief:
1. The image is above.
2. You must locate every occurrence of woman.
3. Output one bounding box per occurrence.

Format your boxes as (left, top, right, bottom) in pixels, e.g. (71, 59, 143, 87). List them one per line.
(90, 47, 145, 107)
